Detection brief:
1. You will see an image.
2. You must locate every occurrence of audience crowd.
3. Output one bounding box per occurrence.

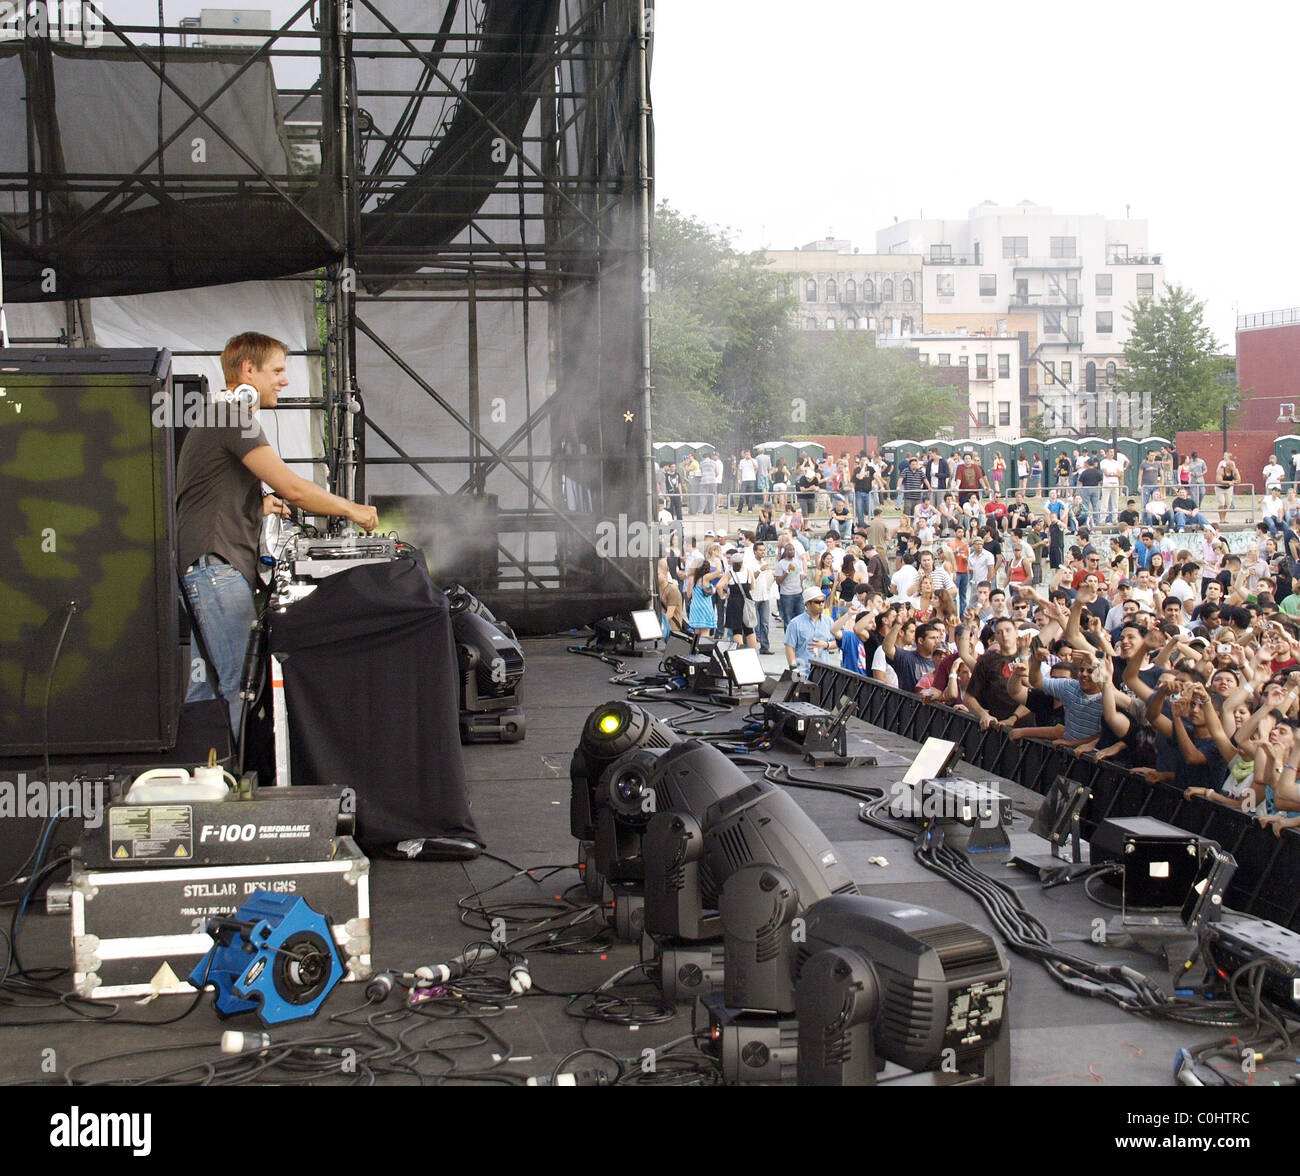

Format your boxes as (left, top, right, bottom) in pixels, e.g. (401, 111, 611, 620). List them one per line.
(656, 445, 1300, 829)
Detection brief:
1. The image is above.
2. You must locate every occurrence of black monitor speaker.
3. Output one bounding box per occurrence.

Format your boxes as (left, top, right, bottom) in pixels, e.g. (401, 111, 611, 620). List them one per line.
(0, 348, 181, 754)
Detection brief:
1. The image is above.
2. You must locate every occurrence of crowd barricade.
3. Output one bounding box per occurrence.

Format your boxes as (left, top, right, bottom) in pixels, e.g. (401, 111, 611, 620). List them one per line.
(805, 661, 1300, 933)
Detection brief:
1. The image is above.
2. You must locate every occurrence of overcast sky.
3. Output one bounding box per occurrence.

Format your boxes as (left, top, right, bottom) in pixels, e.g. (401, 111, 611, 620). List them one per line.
(651, 0, 1300, 350)
(87, 1, 1298, 348)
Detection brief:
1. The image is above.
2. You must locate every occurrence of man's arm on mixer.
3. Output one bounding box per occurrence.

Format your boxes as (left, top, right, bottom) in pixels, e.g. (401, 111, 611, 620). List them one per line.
(243, 445, 378, 531)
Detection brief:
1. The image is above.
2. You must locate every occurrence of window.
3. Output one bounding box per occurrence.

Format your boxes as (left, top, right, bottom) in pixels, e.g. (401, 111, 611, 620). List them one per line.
(826, 278, 837, 302)
(902, 278, 914, 301)
(1050, 236, 1076, 258)
(1106, 361, 1117, 385)
(1002, 236, 1028, 258)
(1044, 311, 1062, 335)
(998, 402, 1011, 426)
(1109, 243, 1128, 263)
(998, 354, 1011, 379)
(1086, 361, 1097, 393)
(901, 316, 913, 334)
(938, 353, 951, 366)
(844, 278, 856, 302)
(935, 274, 953, 297)
(958, 355, 969, 367)
(845, 317, 857, 330)
(980, 274, 997, 296)
(1015, 278, 1029, 300)
(862, 278, 875, 301)
(976, 354, 989, 379)
(881, 316, 892, 335)
(919, 353, 929, 364)
(976, 403, 990, 426)
(1136, 273, 1154, 296)
(882, 278, 895, 300)
(1043, 361, 1055, 385)
(806, 318, 817, 330)
(826, 317, 837, 329)
(930, 244, 952, 262)
(1060, 405, 1072, 427)
(777, 279, 787, 297)
(1096, 311, 1113, 334)
(805, 280, 817, 301)
(1061, 361, 1072, 384)
(1095, 273, 1112, 296)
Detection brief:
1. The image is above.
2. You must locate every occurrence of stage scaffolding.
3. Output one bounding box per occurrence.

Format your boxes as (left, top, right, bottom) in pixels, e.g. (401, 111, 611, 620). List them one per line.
(0, 0, 654, 633)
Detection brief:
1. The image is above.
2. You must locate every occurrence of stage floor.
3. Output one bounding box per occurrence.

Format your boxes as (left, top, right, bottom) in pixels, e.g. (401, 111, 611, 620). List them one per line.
(0, 635, 1245, 1088)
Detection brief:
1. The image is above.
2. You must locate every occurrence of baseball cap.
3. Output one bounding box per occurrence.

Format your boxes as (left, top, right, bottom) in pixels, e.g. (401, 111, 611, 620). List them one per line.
(704, 529, 716, 537)
(802, 586, 824, 603)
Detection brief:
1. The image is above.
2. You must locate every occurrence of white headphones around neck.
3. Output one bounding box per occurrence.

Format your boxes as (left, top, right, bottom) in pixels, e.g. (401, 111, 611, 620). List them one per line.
(218, 383, 258, 408)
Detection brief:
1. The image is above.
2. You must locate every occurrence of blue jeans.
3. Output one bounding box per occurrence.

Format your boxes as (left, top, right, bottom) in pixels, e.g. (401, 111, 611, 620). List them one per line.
(1174, 509, 1209, 530)
(855, 491, 872, 526)
(954, 571, 970, 614)
(1080, 487, 1100, 524)
(778, 593, 802, 628)
(182, 559, 257, 732)
(754, 600, 772, 652)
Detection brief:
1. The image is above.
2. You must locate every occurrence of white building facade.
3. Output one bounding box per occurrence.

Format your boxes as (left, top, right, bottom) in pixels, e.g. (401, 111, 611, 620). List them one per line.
(761, 239, 923, 335)
(876, 202, 1164, 435)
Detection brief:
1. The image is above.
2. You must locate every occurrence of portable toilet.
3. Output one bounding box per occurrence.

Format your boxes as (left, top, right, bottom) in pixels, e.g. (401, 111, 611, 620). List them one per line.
(1012, 438, 1042, 493)
(980, 438, 1015, 495)
(792, 441, 827, 462)
(1115, 437, 1143, 495)
(1044, 437, 1077, 488)
(881, 440, 920, 492)
(1274, 435, 1300, 490)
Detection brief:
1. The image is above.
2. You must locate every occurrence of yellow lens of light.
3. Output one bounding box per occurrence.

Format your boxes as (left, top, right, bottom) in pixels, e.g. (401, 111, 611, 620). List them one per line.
(598, 713, 622, 734)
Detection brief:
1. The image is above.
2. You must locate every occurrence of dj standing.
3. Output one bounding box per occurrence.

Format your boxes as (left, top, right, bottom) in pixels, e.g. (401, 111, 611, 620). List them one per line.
(177, 332, 377, 729)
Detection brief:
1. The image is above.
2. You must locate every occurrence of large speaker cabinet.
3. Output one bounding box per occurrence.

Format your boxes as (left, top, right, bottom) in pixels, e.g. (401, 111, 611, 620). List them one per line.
(0, 348, 181, 754)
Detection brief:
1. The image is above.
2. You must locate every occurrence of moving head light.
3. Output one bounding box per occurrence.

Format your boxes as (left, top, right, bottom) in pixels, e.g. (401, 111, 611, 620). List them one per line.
(570, 702, 679, 843)
(446, 584, 526, 742)
(795, 894, 1011, 1086)
(594, 740, 755, 891)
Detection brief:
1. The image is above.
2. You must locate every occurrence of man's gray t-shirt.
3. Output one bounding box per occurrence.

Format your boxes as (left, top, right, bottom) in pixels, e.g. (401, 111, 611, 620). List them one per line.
(176, 419, 270, 590)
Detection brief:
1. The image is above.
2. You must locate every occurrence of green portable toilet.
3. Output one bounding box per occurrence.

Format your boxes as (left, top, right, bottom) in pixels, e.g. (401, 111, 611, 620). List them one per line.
(1274, 435, 1300, 489)
(1115, 437, 1143, 495)
(792, 441, 826, 462)
(1044, 437, 1076, 488)
(653, 442, 678, 466)
(920, 438, 956, 463)
(757, 441, 798, 468)
(1012, 438, 1041, 493)
(980, 438, 1014, 495)
(881, 440, 920, 493)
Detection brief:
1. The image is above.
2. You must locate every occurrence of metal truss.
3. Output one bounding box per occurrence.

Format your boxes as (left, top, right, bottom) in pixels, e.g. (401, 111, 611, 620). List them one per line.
(1, 1, 653, 630)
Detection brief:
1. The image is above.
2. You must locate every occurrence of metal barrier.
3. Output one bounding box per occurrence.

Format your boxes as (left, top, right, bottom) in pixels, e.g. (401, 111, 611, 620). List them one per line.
(806, 661, 1300, 933)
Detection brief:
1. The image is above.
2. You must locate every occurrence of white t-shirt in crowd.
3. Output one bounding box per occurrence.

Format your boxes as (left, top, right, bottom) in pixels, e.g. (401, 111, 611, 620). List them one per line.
(968, 549, 995, 586)
(1100, 458, 1124, 487)
(891, 564, 920, 597)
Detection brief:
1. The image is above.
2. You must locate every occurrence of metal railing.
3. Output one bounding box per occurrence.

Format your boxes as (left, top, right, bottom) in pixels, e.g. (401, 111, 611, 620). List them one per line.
(1238, 306, 1300, 332)
(805, 662, 1300, 932)
(654, 481, 1278, 541)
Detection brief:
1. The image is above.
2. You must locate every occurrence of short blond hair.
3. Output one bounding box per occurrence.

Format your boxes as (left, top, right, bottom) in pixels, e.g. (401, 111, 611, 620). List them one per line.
(221, 332, 288, 385)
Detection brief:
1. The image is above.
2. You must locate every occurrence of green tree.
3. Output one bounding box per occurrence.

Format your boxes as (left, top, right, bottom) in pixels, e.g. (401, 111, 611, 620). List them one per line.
(1120, 282, 1239, 436)
(798, 331, 959, 441)
(649, 203, 798, 445)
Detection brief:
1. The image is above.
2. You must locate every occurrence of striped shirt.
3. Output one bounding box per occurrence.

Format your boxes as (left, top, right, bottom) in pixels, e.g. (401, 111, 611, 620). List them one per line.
(1037, 676, 1104, 741)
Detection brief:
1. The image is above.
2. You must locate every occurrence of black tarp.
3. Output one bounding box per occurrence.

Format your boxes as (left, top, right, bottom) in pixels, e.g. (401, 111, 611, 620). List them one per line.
(268, 554, 480, 850)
